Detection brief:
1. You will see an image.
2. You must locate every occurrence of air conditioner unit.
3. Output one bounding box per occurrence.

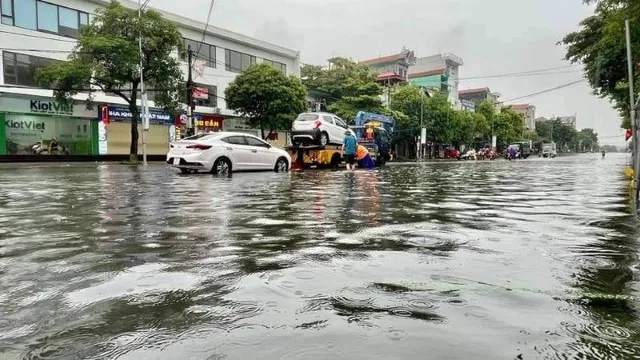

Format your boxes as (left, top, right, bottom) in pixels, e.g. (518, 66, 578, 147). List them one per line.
(213, 107, 221, 114)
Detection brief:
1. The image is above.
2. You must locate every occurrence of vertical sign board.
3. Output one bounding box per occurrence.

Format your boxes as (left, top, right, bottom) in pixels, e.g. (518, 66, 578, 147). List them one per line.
(491, 136, 497, 150)
(0, 113, 6, 155)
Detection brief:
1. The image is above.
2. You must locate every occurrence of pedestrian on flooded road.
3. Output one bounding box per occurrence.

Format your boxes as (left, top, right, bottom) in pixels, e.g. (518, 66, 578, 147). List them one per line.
(355, 144, 375, 170)
(342, 130, 357, 171)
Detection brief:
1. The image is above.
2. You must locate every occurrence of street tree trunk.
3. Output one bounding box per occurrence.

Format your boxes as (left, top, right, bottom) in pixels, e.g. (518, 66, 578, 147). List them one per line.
(129, 87, 139, 162)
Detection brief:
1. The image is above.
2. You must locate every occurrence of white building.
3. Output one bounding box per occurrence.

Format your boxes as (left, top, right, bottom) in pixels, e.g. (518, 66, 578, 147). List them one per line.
(0, 0, 300, 156)
(510, 104, 536, 130)
(408, 53, 464, 109)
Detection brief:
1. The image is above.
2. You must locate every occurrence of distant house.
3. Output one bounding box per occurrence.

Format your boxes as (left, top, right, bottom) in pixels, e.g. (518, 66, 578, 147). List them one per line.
(408, 53, 464, 109)
(509, 104, 536, 130)
(458, 87, 501, 110)
(359, 48, 416, 106)
(558, 115, 577, 128)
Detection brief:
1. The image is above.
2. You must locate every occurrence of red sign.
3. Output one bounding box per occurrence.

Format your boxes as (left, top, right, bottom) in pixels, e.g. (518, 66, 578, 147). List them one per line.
(192, 87, 209, 100)
(626, 129, 633, 141)
(195, 114, 224, 131)
(177, 114, 187, 126)
(101, 105, 110, 125)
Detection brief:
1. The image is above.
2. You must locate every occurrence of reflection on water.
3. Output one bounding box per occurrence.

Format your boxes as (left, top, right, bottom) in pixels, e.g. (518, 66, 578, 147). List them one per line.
(0, 154, 638, 359)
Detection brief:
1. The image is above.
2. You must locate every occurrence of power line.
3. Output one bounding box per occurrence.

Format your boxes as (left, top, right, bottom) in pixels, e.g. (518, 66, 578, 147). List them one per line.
(459, 69, 582, 81)
(140, 0, 152, 10)
(195, 0, 216, 57)
(499, 79, 585, 104)
(458, 65, 579, 80)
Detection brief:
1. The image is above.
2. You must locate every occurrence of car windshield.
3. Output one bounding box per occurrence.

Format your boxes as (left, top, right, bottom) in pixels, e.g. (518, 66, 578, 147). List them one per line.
(295, 113, 319, 121)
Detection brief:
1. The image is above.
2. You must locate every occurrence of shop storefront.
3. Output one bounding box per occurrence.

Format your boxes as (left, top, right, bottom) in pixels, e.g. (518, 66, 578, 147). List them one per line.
(98, 104, 174, 155)
(194, 113, 224, 133)
(0, 96, 97, 156)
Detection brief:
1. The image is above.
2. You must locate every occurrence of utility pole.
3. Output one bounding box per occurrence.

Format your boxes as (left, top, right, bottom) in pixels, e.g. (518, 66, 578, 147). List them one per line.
(138, 0, 148, 165)
(420, 87, 424, 160)
(186, 45, 195, 136)
(625, 19, 639, 206)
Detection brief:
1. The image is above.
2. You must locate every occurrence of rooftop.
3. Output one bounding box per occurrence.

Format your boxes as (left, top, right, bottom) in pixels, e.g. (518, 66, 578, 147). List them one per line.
(408, 68, 446, 78)
(87, 0, 300, 59)
(360, 48, 416, 66)
(510, 104, 532, 110)
(458, 87, 490, 95)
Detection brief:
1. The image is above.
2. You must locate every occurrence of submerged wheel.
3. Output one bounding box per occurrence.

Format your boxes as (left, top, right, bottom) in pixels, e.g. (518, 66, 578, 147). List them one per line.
(274, 157, 289, 172)
(330, 153, 341, 168)
(179, 168, 196, 174)
(212, 157, 231, 176)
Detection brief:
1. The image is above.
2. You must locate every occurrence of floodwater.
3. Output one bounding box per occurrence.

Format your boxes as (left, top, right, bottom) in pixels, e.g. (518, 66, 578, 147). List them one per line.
(0, 154, 638, 359)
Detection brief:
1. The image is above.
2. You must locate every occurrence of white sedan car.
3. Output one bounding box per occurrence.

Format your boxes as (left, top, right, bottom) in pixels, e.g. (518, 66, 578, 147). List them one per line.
(167, 132, 291, 175)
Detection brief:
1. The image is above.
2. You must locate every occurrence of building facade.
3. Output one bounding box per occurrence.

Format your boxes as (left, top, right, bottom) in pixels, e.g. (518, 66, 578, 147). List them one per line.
(359, 48, 416, 106)
(510, 104, 536, 130)
(559, 115, 577, 128)
(0, 0, 301, 156)
(408, 53, 463, 109)
(458, 87, 501, 111)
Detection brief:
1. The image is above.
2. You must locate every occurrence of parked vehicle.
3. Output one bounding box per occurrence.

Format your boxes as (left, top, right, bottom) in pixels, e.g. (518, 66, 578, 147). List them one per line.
(167, 132, 291, 175)
(505, 142, 532, 159)
(350, 111, 395, 166)
(290, 112, 355, 146)
(541, 142, 557, 158)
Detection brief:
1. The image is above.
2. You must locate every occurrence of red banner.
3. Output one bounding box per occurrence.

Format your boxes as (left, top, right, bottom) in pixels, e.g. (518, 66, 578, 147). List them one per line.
(192, 87, 209, 100)
(625, 129, 633, 141)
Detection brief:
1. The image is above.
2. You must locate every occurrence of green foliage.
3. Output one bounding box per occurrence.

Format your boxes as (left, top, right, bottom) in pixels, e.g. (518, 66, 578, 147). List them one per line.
(35, 0, 184, 159)
(493, 108, 526, 146)
(225, 63, 307, 139)
(389, 85, 425, 143)
(560, 0, 640, 128)
(301, 59, 384, 121)
(535, 118, 599, 152)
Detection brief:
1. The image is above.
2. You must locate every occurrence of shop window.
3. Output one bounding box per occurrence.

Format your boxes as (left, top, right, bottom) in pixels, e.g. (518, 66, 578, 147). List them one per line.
(3, 51, 59, 88)
(4, 115, 94, 155)
(225, 49, 256, 73)
(1, 0, 12, 25)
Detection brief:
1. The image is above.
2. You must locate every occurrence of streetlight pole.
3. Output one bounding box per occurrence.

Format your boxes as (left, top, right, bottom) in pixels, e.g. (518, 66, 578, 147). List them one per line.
(625, 19, 639, 205)
(138, 0, 148, 165)
(420, 88, 424, 160)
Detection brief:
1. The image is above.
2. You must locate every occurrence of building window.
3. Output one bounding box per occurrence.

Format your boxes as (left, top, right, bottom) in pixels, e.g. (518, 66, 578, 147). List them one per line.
(192, 84, 217, 108)
(225, 49, 256, 73)
(263, 59, 286, 74)
(3, 51, 59, 88)
(1, 0, 88, 38)
(37, 1, 58, 33)
(182, 38, 216, 68)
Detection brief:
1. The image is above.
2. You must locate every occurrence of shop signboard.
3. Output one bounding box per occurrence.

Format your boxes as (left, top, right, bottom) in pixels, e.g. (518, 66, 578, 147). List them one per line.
(0, 96, 95, 118)
(98, 105, 173, 125)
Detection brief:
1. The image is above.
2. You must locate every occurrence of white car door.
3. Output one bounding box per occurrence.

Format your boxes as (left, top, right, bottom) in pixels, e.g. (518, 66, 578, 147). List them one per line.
(245, 135, 278, 169)
(333, 116, 348, 143)
(220, 135, 252, 169)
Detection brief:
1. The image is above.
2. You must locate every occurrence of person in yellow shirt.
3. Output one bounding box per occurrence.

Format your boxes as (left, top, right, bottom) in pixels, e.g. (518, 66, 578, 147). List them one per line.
(355, 144, 375, 170)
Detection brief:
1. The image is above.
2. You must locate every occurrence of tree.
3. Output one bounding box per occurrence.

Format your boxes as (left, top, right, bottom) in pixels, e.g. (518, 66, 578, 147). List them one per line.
(389, 84, 425, 144)
(301, 58, 384, 121)
(494, 108, 525, 146)
(225, 63, 308, 139)
(560, 0, 640, 128)
(36, 0, 184, 162)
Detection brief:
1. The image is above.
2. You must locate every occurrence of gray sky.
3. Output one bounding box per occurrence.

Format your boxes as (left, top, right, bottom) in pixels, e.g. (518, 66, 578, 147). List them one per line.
(152, 0, 624, 145)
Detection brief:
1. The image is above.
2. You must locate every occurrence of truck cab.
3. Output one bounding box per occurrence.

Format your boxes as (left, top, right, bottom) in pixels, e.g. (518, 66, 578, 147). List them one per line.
(350, 111, 395, 166)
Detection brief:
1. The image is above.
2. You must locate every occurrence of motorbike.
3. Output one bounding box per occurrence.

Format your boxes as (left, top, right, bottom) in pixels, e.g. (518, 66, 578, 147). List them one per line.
(31, 141, 70, 155)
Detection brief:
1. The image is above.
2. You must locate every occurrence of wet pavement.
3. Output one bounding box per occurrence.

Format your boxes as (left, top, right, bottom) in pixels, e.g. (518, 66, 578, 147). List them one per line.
(0, 154, 638, 359)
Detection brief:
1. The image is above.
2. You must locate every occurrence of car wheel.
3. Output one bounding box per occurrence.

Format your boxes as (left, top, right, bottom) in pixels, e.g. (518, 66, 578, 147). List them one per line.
(212, 157, 232, 176)
(274, 157, 289, 172)
(319, 132, 329, 146)
(179, 168, 191, 174)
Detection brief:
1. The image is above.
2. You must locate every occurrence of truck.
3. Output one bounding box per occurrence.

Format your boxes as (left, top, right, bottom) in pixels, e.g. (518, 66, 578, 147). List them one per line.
(541, 142, 557, 158)
(287, 111, 395, 169)
(506, 141, 532, 159)
(349, 111, 394, 166)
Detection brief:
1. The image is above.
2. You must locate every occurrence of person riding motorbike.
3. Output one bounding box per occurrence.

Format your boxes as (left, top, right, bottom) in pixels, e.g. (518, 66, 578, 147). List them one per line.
(602, 150, 606, 158)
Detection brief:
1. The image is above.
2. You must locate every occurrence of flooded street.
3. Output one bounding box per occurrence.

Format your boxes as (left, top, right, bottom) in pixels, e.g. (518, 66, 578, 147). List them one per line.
(0, 154, 639, 359)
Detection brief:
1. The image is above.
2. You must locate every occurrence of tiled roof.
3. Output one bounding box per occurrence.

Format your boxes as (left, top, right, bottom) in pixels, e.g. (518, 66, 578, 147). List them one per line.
(361, 53, 406, 66)
(509, 104, 530, 110)
(408, 68, 446, 78)
(458, 87, 490, 95)
(376, 72, 404, 81)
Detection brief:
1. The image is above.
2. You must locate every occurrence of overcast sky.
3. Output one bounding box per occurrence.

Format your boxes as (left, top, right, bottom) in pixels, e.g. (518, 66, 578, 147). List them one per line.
(151, 0, 624, 145)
